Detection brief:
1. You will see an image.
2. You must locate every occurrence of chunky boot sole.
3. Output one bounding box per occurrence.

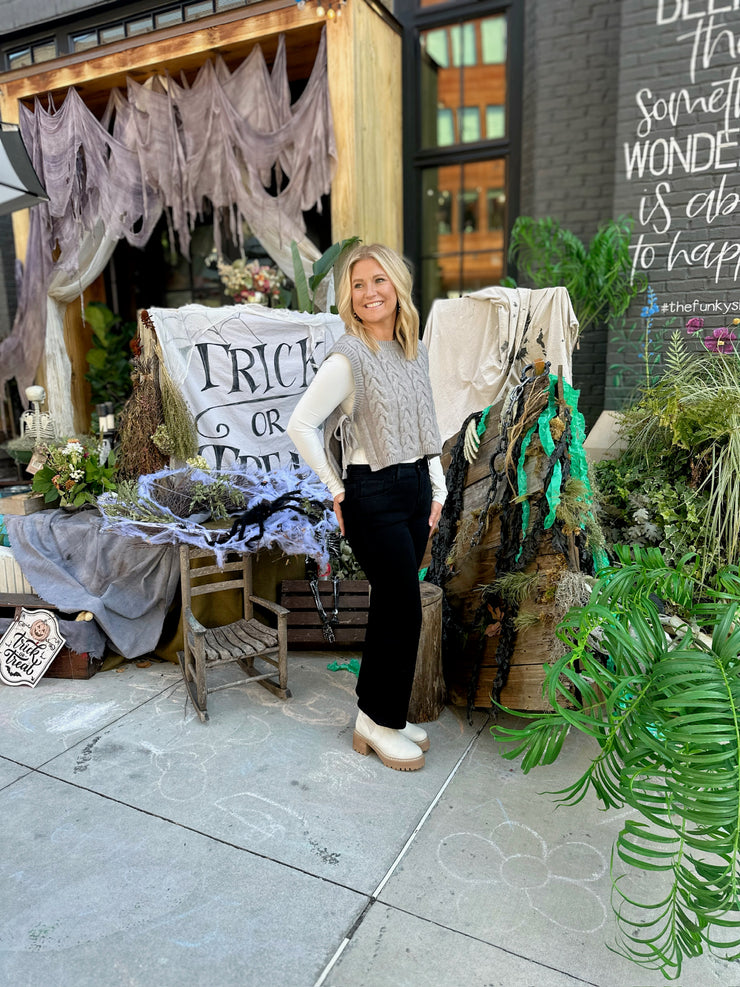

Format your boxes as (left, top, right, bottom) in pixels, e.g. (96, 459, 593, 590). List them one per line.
(353, 731, 425, 771)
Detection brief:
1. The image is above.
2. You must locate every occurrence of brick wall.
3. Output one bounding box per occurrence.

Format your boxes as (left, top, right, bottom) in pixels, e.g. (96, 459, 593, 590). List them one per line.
(607, 0, 740, 409)
(520, 0, 622, 429)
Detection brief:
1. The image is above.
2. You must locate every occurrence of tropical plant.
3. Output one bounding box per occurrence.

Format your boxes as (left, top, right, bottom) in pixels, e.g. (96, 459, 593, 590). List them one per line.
(503, 215, 646, 335)
(290, 236, 361, 313)
(596, 326, 740, 577)
(84, 302, 136, 411)
(491, 545, 740, 980)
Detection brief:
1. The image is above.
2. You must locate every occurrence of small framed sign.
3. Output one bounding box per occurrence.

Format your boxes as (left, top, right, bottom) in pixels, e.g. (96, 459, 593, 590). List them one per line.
(0, 608, 64, 687)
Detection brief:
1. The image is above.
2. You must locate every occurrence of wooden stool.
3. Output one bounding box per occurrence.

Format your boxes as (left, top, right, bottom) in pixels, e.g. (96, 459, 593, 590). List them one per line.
(408, 582, 445, 722)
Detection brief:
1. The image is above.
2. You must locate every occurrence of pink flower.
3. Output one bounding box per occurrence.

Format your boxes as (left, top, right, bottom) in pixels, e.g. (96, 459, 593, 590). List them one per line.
(685, 317, 704, 333)
(703, 326, 736, 353)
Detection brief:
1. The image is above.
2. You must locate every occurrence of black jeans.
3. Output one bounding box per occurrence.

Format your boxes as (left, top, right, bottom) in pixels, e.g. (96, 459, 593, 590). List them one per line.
(342, 459, 432, 729)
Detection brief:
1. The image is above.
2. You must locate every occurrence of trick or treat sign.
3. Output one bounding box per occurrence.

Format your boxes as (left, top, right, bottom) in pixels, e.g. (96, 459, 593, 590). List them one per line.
(147, 304, 345, 472)
(0, 609, 64, 687)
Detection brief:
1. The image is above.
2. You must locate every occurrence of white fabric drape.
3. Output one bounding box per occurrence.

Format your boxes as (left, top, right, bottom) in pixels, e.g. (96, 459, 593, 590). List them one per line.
(0, 30, 336, 430)
(45, 223, 119, 435)
(425, 286, 580, 444)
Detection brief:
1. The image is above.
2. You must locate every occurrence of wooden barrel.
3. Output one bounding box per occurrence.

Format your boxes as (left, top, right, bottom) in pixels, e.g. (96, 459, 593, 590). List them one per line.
(408, 582, 445, 722)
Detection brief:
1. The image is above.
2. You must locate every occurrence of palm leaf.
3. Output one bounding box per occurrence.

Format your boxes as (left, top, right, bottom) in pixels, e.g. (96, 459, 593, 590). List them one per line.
(491, 549, 740, 978)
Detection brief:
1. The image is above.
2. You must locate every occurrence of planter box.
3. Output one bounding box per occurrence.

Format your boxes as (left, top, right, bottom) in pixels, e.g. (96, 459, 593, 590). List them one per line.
(280, 579, 370, 648)
(0, 492, 50, 515)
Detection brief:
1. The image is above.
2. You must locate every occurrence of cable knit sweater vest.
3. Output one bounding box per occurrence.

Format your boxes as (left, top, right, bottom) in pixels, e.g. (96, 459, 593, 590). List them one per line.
(325, 334, 442, 476)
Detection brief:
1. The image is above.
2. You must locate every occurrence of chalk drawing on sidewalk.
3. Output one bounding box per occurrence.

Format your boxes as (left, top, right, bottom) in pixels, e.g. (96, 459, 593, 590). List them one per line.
(436, 821, 607, 934)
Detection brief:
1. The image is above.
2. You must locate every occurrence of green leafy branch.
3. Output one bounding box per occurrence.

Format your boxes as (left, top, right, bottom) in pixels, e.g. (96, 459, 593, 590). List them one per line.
(492, 545, 740, 979)
(504, 215, 647, 335)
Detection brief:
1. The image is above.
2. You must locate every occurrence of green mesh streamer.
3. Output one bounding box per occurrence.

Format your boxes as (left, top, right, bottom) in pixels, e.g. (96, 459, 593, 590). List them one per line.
(516, 375, 608, 572)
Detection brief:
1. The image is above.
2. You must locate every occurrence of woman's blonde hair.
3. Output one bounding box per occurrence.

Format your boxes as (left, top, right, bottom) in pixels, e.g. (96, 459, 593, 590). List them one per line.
(336, 243, 420, 359)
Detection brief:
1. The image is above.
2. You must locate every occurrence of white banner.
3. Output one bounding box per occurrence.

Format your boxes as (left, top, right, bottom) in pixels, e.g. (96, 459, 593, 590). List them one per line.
(148, 304, 345, 471)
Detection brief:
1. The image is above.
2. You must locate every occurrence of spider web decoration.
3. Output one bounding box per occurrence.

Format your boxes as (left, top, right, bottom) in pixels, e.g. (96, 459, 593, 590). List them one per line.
(97, 464, 337, 568)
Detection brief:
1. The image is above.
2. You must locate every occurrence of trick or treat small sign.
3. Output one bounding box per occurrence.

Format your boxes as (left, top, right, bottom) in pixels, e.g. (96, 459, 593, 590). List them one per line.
(0, 609, 64, 687)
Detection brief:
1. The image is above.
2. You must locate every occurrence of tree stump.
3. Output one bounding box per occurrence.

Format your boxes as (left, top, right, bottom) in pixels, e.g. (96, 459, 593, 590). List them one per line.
(408, 582, 445, 722)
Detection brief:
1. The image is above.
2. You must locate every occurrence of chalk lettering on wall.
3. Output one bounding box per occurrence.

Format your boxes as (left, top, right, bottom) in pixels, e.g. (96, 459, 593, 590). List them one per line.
(625, 2, 740, 283)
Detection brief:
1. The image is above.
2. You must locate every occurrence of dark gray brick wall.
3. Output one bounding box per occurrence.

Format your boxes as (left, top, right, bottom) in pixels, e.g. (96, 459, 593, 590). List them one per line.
(520, 0, 622, 428)
(608, 0, 740, 408)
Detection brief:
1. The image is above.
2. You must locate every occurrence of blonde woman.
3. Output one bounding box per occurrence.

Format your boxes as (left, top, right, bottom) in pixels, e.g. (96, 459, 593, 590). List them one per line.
(287, 243, 446, 772)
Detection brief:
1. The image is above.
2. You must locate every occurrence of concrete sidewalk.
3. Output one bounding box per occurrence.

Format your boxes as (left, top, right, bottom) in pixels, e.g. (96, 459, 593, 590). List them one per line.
(0, 654, 731, 987)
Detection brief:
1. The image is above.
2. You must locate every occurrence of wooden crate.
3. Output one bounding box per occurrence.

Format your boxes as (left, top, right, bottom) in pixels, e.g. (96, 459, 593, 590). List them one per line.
(45, 647, 103, 680)
(0, 492, 50, 515)
(280, 579, 370, 648)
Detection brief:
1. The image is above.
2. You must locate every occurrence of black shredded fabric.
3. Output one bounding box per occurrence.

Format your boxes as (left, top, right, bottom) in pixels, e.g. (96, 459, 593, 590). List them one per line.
(426, 411, 479, 590)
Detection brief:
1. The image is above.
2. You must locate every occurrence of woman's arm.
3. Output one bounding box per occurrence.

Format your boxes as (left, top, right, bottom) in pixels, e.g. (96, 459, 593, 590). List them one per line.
(286, 353, 354, 499)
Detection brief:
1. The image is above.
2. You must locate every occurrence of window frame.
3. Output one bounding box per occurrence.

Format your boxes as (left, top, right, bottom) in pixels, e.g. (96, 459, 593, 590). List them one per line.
(397, 0, 523, 315)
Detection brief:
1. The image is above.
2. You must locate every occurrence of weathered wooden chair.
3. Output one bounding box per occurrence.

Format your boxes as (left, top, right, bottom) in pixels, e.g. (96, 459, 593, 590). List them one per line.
(177, 545, 290, 722)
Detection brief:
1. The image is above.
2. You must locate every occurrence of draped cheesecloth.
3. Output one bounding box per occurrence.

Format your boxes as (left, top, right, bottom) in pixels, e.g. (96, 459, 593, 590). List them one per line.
(0, 30, 336, 434)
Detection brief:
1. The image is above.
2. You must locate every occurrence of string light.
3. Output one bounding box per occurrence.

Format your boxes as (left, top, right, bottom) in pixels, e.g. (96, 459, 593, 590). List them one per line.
(295, 0, 346, 18)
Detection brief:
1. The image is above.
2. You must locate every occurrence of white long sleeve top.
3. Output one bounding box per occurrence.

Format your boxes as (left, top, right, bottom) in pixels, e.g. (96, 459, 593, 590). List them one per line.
(287, 353, 447, 504)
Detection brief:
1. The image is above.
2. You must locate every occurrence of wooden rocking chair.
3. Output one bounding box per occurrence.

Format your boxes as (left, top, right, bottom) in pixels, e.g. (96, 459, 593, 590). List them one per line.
(177, 545, 291, 722)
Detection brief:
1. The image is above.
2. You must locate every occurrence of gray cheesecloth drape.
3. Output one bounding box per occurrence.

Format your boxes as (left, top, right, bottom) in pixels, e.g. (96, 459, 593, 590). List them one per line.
(0, 29, 336, 434)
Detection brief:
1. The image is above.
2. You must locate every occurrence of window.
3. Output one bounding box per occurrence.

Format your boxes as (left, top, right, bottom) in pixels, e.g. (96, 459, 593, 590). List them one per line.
(8, 39, 57, 68)
(185, 1, 215, 20)
(71, 32, 97, 52)
(424, 28, 449, 68)
(32, 41, 57, 63)
(393, 0, 520, 319)
(487, 188, 506, 230)
(486, 105, 505, 140)
(459, 190, 479, 233)
(450, 23, 477, 67)
(127, 16, 154, 37)
(6, 2, 250, 66)
(437, 109, 454, 146)
(100, 25, 126, 44)
(436, 191, 452, 235)
(156, 9, 184, 28)
(458, 107, 481, 143)
(7, 48, 32, 69)
(481, 15, 507, 64)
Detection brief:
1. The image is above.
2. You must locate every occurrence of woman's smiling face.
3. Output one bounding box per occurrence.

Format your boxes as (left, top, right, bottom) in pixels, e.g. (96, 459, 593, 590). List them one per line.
(350, 258, 398, 338)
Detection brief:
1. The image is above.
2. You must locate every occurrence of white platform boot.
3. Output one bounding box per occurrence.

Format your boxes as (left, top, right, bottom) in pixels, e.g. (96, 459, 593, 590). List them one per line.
(353, 710, 425, 771)
(400, 722, 430, 752)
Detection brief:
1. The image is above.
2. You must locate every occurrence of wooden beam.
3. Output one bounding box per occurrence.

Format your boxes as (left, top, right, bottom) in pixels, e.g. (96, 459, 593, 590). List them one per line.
(326, 0, 403, 250)
(0, 2, 324, 108)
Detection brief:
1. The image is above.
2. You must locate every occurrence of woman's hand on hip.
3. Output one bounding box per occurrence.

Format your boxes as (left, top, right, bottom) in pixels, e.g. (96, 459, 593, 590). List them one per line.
(429, 500, 442, 532)
(333, 492, 345, 536)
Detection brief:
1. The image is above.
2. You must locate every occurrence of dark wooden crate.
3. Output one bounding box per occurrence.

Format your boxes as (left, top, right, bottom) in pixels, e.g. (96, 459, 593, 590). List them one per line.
(45, 647, 103, 680)
(280, 579, 370, 648)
